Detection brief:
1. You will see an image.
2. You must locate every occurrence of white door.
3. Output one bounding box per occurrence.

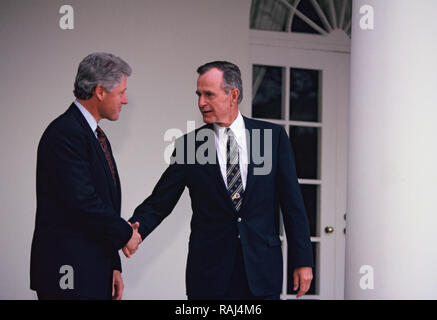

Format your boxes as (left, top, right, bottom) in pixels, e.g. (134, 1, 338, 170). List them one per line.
(243, 30, 350, 299)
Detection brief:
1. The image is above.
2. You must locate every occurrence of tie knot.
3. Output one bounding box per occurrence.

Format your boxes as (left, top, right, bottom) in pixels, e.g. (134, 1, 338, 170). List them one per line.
(96, 126, 105, 139)
(225, 128, 234, 137)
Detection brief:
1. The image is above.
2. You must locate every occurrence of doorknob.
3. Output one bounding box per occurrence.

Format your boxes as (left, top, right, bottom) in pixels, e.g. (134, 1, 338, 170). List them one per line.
(325, 226, 334, 234)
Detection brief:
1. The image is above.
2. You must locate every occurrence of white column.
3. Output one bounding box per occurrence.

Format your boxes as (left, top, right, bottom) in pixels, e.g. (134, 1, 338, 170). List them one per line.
(345, 0, 437, 299)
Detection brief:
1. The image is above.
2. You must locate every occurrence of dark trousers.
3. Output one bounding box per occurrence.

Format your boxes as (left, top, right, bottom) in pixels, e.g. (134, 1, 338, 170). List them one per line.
(188, 242, 280, 300)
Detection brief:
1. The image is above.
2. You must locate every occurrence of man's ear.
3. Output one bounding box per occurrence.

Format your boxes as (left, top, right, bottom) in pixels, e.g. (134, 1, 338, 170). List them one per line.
(231, 88, 240, 105)
(94, 84, 106, 101)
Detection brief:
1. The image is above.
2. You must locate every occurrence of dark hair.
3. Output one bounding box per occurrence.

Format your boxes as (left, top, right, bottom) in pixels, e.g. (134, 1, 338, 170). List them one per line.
(197, 61, 243, 104)
(73, 52, 132, 100)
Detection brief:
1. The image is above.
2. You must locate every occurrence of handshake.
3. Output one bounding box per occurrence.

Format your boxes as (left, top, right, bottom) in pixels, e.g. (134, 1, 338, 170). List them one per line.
(122, 221, 142, 258)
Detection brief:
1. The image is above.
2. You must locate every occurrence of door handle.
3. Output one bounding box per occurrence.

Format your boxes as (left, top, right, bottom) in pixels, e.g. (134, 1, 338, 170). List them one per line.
(325, 226, 334, 234)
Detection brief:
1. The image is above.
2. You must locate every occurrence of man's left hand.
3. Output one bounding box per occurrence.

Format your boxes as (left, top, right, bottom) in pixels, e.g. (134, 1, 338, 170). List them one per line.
(293, 267, 313, 298)
(112, 270, 124, 300)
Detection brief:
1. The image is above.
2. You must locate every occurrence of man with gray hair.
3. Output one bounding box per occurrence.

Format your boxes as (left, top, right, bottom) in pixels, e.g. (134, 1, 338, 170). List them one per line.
(30, 52, 142, 300)
(126, 61, 313, 299)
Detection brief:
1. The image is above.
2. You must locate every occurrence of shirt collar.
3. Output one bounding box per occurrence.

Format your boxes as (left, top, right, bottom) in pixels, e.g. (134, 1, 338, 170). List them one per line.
(74, 100, 98, 135)
(213, 111, 246, 146)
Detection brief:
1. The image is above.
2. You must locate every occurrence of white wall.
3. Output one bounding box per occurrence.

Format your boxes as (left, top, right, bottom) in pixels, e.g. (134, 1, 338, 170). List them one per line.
(0, 0, 251, 299)
(345, 0, 437, 299)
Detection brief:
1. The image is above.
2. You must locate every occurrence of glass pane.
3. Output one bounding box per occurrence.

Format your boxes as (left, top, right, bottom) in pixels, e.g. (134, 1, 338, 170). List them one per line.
(252, 65, 284, 120)
(250, 0, 288, 32)
(287, 242, 318, 295)
(332, 0, 353, 29)
(290, 68, 321, 122)
(289, 126, 320, 179)
(291, 0, 324, 34)
(299, 184, 319, 237)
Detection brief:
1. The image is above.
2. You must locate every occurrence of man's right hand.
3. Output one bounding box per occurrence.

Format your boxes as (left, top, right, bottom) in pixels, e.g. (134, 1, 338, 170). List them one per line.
(122, 222, 141, 258)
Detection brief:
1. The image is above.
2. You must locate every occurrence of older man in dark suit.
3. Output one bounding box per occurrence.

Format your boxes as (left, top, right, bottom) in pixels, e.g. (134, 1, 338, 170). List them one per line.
(30, 52, 142, 300)
(125, 61, 313, 299)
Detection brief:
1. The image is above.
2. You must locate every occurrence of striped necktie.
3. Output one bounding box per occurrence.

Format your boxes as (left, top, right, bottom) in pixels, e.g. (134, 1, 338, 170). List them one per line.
(96, 126, 117, 187)
(226, 128, 244, 211)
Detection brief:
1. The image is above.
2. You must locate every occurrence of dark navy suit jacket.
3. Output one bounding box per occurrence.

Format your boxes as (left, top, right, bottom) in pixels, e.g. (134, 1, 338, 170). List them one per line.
(30, 104, 132, 299)
(130, 116, 313, 297)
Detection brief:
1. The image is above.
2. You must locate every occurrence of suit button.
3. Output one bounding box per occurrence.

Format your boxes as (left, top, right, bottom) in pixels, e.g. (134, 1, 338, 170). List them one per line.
(238, 234, 241, 239)
(237, 217, 242, 222)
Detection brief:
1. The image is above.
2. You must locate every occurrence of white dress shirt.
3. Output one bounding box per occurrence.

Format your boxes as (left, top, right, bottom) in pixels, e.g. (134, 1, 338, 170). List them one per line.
(74, 100, 98, 138)
(213, 112, 248, 189)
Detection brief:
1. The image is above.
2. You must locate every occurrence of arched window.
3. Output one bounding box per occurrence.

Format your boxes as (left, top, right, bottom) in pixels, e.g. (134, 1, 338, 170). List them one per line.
(250, 0, 352, 37)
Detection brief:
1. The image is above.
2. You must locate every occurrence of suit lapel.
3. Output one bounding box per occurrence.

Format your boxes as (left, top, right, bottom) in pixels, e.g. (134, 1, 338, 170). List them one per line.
(201, 119, 260, 214)
(91, 132, 119, 210)
(239, 116, 257, 213)
(69, 104, 120, 210)
(208, 152, 237, 213)
(200, 124, 237, 213)
(104, 138, 122, 211)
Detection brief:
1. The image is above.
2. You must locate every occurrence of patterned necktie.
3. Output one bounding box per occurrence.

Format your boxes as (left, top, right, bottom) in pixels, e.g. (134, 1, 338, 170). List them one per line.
(226, 128, 244, 211)
(96, 126, 117, 187)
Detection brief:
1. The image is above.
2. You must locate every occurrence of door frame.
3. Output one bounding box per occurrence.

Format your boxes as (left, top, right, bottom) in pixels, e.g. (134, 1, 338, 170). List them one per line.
(245, 29, 350, 299)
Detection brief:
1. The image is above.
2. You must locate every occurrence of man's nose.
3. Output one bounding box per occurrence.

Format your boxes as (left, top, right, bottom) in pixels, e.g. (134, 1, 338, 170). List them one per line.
(122, 94, 128, 104)
(198, 95, 206, 107)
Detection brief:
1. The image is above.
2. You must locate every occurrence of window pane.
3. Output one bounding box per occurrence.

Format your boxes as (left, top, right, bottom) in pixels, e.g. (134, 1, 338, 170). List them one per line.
(287, 242, 318, 295)
(252, 65, 283, 120)
(250, 0, 288, 32)
(300, 184, 319, 237)
(291, 0, 324, 34)
(290, 68, 321, 122)
(289, 126, 320, 179)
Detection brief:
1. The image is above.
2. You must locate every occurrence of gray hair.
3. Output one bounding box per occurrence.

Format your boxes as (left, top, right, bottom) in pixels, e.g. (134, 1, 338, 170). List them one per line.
(73, 52, 132, 100)
(197, 61, 243, 104)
